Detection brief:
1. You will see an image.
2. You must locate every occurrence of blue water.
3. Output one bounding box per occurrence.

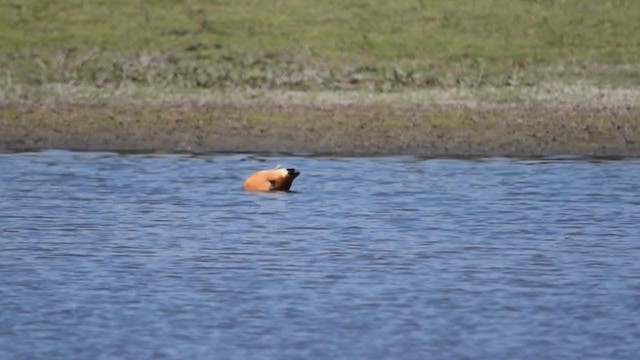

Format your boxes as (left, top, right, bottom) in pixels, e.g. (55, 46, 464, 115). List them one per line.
(1, 150, 640, 359)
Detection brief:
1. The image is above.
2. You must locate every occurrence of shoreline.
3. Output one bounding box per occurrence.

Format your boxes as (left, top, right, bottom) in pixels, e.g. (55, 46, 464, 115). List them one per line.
(1, 87, 639, 157)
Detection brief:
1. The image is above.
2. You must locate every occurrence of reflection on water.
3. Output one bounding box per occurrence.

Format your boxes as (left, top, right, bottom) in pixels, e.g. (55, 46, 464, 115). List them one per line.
(1, 151, 640, 359)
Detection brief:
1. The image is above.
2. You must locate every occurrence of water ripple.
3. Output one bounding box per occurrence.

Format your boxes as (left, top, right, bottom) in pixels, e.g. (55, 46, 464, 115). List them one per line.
(1, 151, 640, 359)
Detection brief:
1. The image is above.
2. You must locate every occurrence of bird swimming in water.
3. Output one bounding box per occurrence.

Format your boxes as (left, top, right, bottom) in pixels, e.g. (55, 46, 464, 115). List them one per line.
(242, 167, 300, 192)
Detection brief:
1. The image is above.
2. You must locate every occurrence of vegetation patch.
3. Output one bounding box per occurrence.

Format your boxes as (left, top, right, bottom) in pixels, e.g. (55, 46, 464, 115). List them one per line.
(1, 0, 639, 90)
(1, 0, 638, 155)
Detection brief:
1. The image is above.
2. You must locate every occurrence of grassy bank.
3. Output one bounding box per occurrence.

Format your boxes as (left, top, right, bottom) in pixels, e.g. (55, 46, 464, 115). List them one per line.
(1, 0, 639, 91)
(1, 0, 639, 155)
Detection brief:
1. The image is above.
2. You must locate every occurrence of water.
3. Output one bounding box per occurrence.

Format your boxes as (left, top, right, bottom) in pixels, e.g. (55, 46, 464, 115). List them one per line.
(1, 150, 640, 359)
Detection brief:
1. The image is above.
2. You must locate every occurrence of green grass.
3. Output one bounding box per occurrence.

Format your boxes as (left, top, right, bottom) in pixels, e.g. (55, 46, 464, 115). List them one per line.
(1, 0, 639, 90)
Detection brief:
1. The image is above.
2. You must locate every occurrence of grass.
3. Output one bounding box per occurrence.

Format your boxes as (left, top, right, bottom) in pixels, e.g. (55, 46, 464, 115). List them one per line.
(1, 0, 639, 155)
(1, 0, 639, 91)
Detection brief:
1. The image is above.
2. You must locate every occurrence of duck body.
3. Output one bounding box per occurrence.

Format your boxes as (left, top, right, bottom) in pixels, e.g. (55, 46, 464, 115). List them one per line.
(242, 167, 300, 192)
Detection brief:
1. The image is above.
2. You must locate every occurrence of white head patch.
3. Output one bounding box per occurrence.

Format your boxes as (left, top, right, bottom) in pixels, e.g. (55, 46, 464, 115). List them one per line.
(275, 168, 289, 177)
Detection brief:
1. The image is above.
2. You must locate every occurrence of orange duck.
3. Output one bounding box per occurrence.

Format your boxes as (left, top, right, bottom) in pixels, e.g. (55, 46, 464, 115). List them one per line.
(242, 167, 300, 192)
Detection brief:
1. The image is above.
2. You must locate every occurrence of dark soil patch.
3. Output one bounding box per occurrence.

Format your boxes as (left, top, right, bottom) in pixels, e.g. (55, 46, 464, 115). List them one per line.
(1, 103, 639, 156)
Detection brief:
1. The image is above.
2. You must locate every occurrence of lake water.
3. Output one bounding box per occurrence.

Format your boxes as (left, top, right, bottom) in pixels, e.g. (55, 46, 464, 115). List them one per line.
(1, 150, 639, 359)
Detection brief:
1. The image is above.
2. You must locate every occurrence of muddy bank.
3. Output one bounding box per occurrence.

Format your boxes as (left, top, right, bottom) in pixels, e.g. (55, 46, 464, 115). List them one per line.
(1, 102, 639, 156)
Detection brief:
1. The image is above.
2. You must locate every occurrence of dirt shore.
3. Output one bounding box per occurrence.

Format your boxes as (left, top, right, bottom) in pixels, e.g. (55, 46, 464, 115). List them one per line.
(1, 104, 638, 157)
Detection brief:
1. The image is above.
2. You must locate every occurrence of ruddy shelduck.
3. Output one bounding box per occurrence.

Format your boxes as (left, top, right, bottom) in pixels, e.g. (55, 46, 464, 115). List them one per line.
(242, 167, 300, 192)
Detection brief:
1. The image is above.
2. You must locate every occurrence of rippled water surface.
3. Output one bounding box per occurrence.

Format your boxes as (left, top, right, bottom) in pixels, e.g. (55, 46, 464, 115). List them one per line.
(1, 150, 640, 359)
